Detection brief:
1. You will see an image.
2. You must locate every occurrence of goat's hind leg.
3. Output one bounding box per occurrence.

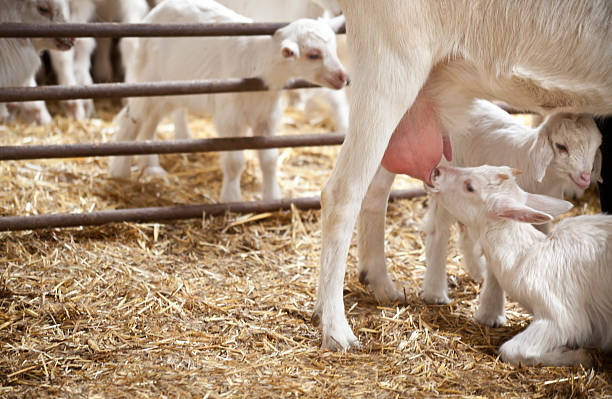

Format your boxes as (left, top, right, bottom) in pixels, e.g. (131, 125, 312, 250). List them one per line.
(108, 106, 140, 178)
(134, 107, 167, 177)
(314, 39, 436, 350)
(457, 225, 485, 281)
(475, 271, 506, 327)
(422, 199, 454, 304)
(500, 319, 593, 367)
(357, 166, 407, 304)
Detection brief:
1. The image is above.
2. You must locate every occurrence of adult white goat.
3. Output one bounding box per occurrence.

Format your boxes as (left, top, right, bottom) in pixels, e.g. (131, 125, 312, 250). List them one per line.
(422, 100, 602, 308)
(0, 0, 74, 122)
(108, 0, 347, 203)
(426, 164, 612, 367)
(314, 0, 612, 350)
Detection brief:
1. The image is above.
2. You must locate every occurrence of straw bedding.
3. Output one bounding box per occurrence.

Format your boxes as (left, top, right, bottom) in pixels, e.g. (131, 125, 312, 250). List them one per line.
(0, 100, 610, 398)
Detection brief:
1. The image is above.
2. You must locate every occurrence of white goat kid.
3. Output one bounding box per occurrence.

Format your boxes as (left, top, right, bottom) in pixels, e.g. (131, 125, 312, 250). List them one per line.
(315, 0, 612, 350)
(427, 164, 612, 367)
(0, 0, 73, 122)
(169, 0, 350, 139)
(422, 100, 602, 308)
(108, 0, 347, 203)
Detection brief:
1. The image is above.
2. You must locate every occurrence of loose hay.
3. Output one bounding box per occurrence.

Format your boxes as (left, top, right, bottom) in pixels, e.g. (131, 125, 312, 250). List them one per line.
(0, 101, 610, 398)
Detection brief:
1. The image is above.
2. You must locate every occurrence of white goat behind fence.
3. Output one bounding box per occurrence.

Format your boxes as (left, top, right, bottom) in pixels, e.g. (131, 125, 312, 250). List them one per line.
(108, 0, 348, 203)
(167, 0, 350, 139)
(421, 100, 602, 308)
(0, 0, 74, 123)
(427, 164, 612, 367)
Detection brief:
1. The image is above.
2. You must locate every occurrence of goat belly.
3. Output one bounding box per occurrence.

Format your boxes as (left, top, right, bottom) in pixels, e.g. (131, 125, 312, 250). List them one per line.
(381, 93, 444, 184)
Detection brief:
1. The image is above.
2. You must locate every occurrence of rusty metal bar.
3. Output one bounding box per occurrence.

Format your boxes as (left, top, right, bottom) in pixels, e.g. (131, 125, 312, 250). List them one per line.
(0, 189, 425, 231)
(0, 133, 345, 160)
(0, 22, 345, 38)
(0, 78, 320, 102)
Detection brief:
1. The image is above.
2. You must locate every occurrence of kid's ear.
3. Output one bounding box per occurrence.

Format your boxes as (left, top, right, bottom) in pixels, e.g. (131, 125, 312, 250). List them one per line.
(592, 148, 603, 183)
(489, 194, 553, 224)
(281, 40, 299, 59)
(324, 14, 345, 33)
(525, 192, 573, 217)
(531, 129, 554, 183)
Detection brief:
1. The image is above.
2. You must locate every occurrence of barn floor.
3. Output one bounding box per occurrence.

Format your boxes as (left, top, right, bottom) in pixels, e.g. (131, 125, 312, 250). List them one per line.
(0, 100, 610, 398)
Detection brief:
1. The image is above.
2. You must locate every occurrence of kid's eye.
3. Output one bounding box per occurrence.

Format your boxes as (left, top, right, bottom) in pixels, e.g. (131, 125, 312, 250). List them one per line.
(307, 51, 321, 60)
(465, 181, 474, 193)
(37, 2, 51, 16)
(555, 143, 568, 153)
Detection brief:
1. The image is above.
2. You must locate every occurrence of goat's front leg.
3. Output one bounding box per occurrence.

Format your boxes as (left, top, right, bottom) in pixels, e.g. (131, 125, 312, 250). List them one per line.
(48, 48, 81, 118)
(306, 88, 349, 133)
(457, 224, 485, 281)
(422, 199, 454, 304)
(475, 271, 506, 327)
(0, 103, 9, 122)
(93, 37, 114, 83)
(72, 36, 95, 118)
(313, 39, 436, 350)
(500, 319, 593, 367)
(357, 166, 407, 303)
(127, 107, 164, 177)
(173, 109, 194, 140)
(109, 106, 140, 178)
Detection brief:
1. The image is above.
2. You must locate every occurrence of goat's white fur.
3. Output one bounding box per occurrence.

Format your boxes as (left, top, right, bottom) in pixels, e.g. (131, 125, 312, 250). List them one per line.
(427, 164, 612, 367)
(315, 0, 612, 350)
(108, 0, 347, 203)
(0, 0, 72, 122)
(421, 100, 602, 308)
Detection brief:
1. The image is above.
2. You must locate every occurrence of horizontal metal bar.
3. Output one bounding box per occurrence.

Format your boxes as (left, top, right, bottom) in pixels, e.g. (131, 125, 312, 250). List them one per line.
(0, 22, 345, 38)
(0, 189, 425, 231)
(0, 133, 345, 160)
(0, 78, 320, 102)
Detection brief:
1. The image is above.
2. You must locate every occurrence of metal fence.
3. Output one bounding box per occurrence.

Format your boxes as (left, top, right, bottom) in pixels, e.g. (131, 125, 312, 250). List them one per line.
(0, 21, 426, 231)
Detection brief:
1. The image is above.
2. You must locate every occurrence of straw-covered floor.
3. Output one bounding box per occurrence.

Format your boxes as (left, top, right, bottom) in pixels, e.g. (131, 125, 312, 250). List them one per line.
(0, 100, 610, 398)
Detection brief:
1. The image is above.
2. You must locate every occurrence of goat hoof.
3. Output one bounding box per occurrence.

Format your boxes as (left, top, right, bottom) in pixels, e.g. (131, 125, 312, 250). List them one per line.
(359, 269, 408, 304)
(143, 166, 168, 177)
(311, 311, 321, 327)
(475, 311, 506, 328)
(422, 291, 450, 305)
(321, 323, 360, 351)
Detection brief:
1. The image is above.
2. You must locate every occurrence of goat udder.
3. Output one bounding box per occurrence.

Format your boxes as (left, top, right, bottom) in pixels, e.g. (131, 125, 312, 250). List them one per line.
(381, 95, 444, 184)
